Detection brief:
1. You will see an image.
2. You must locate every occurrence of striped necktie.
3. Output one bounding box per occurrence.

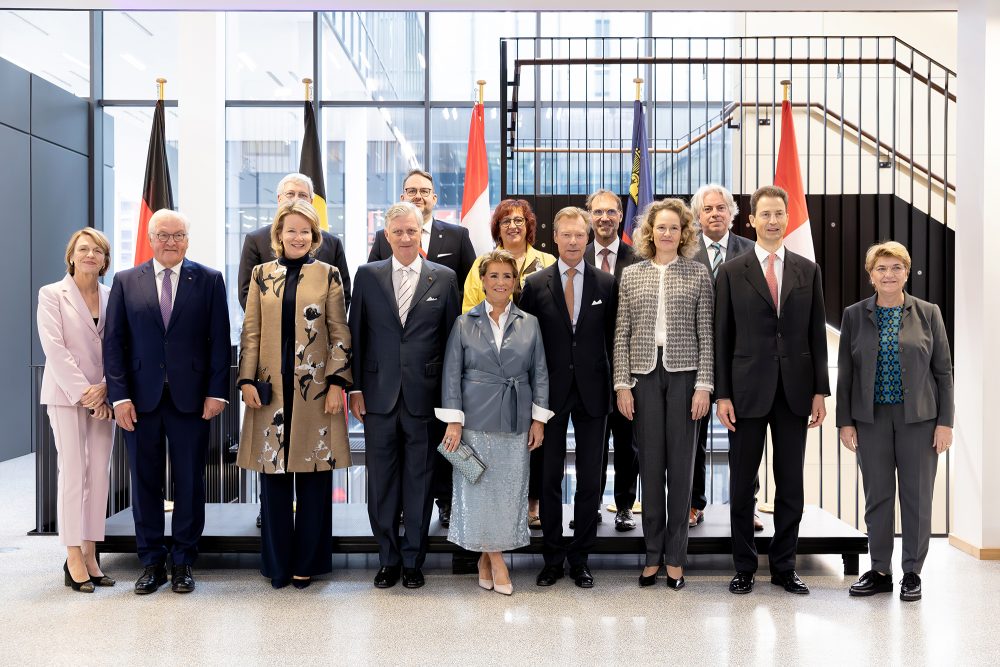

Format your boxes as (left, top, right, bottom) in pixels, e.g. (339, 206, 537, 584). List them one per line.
(710, 242, 723, 279)
(397, 267, 415, 325)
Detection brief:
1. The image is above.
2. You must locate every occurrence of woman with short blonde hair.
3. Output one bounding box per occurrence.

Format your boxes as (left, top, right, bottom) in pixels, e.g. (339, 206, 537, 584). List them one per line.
(270, 200, 323, 258)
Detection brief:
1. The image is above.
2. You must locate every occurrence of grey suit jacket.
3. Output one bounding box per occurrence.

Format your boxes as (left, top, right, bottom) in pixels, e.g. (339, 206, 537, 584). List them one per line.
(439, 302, 550, 434)
(836, 293, 954, 427)
(692, 231, 754, 282)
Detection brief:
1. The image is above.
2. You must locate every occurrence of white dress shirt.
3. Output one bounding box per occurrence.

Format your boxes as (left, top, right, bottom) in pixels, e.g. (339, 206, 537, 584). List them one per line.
(652, 258, 675, 346)
(421, 219, 433, 253)
(701, 231, 731, 264)
(557, 258, 584, 330)
(153, 259, 181, 307)
(391, 254, 423, 303)
(593, 236, 621, 275)
(754, 243, 786, 313)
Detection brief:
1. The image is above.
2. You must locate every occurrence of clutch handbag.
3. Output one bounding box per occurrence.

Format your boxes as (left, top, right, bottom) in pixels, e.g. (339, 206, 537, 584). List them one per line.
(437, 441, 487, 484)
(253, 380, 273, 406)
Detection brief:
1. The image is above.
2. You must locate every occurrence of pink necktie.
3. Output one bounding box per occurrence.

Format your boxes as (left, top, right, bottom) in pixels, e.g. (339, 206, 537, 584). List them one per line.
(765, 253, 779, 310)
(599, 248, 611, 273)
(160, 268, 173, 328)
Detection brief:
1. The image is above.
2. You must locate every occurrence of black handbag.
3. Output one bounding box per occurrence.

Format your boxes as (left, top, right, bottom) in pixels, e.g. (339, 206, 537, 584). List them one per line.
(253, 379, 272, 406)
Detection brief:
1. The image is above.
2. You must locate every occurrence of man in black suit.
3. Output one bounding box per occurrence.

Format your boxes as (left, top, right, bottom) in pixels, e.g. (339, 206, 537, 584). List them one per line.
(520, 206, 617, 589)
(349, 201, 460, 590)
(689, 184, 755, 530)
(104, 209, 231, 595)
(715, 185, 829, 596)
(582, 189, 640, 532)
(367, 168, 476, 528)
(237, 172, 351, 311)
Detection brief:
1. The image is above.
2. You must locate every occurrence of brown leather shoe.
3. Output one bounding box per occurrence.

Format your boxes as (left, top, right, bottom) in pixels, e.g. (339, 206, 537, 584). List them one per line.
(689, 508, 705, 527)
(753, 513, 764, 532)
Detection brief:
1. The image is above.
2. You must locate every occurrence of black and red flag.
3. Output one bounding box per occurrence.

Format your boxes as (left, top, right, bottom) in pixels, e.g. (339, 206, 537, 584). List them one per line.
(134, 99, 174, 265)
(300, 100, 329, 230)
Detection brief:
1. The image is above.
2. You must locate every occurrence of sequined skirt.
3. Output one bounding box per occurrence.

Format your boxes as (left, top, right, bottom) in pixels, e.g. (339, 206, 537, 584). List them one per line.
(447, 429, 530, 552)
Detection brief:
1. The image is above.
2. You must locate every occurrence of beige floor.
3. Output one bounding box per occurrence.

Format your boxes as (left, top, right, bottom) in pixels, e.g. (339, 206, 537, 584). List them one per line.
(1, 453, 998, 666)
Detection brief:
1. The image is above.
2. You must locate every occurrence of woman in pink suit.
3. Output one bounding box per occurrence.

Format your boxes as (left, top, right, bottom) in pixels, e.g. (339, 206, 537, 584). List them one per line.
(37, 228, 116, 593)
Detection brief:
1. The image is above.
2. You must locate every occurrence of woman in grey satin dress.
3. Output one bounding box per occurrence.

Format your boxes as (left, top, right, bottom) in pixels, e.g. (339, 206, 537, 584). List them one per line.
(437, 248, 552, 595)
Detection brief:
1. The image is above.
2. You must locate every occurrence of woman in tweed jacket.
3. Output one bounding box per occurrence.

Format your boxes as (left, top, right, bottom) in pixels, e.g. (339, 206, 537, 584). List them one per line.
(613, 198, 714, 589)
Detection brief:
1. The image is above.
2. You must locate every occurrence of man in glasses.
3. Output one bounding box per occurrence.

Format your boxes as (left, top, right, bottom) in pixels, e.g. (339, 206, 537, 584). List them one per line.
(583, 189, 640, 533)
(104, 209, 231, 595)
(367, 168, 477, 529)
(237, 172, 352, 311)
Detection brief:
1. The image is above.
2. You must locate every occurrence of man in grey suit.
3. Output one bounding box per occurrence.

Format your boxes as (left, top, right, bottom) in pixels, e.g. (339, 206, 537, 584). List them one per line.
(237, 172, 351, 311)
(349, 201, 460, 590)
(689, 184, 755, 529)
(583, 189, 640, 532)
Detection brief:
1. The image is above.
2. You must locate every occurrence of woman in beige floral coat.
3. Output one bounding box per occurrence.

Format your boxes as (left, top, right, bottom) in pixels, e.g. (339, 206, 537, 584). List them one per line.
(237, 200, 352, 589)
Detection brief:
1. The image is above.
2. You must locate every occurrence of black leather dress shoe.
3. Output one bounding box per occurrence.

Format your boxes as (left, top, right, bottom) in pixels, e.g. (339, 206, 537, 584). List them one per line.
(771, 570, 809, 594)
(899, 572, 922, 601)
(615, 509, 636, 532)
(569, 564, 594, 588)
(292, 577, 312, 590)
(729, 571, 755, 594)
(134, 563, 168, 595)
(171, 564, 195, 593)
(536, 564, 565, 587)
(438, 503, 451, 528)
(401, 568, 425, 589)
(373, 566, 401, 589)
(849, 570, 893, 597)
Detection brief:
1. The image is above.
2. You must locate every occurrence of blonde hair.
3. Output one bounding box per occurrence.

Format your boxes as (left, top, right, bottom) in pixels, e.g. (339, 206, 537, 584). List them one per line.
(865, 241, 912, 273)
(634, 198, 699, 260)
(65, 228, 111, 276)
(552, 206, 592, 234)
(478, 248, 521, 301)
(270, 200, 323, 258)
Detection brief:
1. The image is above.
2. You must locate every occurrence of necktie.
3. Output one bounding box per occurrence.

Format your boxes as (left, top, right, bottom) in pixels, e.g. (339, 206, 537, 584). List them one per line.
(765, 253, 779, 310)
(710, 242, 723, 279)
(599, 248, 611, 273)
(160, 267, 173, 328)
(564, 267, 577, 323)
(397, 267, 414, 325)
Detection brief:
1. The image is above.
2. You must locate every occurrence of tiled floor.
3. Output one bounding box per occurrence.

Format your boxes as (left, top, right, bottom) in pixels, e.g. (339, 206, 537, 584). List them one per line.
(1, 452, 997, 665)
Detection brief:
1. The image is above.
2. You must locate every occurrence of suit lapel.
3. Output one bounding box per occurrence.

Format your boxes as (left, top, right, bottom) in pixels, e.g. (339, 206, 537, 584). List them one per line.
(374, 260, 402, 328)
(693, 237, 712, 274)
(779, 252, 801, 315)
(470, 303, 502, 364)
(61, 274, 99, 336)
(406, 262, 436, 325)
(140, 261, 166, 334)
(167, 260, 195, 333)
(576, 263, 596, 329)
(545, 264, 574, 333)
(427, 219, 445, 259)
(742, 253, 775, 311)
(615, 243, 634, 280)
(97, 285, 109, 335)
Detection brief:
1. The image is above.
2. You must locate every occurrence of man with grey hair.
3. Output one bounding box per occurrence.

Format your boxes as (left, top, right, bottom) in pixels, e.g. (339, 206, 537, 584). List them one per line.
(583, 188, 641, 532)
(237, 172, 351, 311)
(689, 183, 756, 529)
(349, 201, 460, 590)
(105, 209, 231, 595)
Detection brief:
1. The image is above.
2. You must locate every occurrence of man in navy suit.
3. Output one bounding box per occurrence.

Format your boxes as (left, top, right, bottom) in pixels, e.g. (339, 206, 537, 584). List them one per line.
(367, 168, 476, 528)
(520, 207, 617, 589)
(349, 201, 460, 589)
(104, 209, 231, 595)
(689, 184, 755, 529)
(583, 189, 640, 533)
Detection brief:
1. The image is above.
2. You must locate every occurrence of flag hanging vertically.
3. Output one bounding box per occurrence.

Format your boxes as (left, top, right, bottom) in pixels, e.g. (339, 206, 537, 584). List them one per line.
(300, 99, 328, 231)
(774, 99, 814, 261)
(622, 99, 652, 246)
(134, 99, 174, 266)
(460, 98, 493, 255)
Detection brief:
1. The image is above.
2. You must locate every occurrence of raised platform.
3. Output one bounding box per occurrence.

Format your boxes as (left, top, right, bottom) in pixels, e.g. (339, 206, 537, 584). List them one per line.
(100, 503, 867, 574)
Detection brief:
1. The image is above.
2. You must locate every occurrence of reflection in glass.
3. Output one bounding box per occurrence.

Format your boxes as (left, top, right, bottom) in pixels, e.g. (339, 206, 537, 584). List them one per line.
(103, 11, 181, 100)
(0, 10, 89, 97)
(226, 12, 312, 101)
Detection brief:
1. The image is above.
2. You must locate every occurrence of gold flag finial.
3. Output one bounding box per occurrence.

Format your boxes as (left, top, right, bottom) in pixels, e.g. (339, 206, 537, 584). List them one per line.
(476, 79, 486, 105)
(634, 77, 643, 101)
(303, 78, 313, 102)
(780, 79, 791, 102)
(156, 78, 166, 101)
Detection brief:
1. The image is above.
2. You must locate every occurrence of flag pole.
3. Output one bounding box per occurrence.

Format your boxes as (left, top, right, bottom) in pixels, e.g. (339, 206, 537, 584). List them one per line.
(476, 79, 486, 105)
(156, 77, 166, 101)
(633, 77, 643, 101)
(781, 78, 790, 102)
(302, 77, 312, 102)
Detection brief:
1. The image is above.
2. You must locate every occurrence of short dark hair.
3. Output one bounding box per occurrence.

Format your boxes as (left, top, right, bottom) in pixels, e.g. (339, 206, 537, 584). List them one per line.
(402, 168, 434, 188)
(750, 185, 789, 215)
(490, 199, 537, 247)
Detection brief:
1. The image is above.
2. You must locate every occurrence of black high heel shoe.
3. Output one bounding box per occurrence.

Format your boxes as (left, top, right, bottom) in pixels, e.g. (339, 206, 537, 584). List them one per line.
(90, 573, 116, 587)
(64, 560, 95, 593)
(639, 567, 660, 587)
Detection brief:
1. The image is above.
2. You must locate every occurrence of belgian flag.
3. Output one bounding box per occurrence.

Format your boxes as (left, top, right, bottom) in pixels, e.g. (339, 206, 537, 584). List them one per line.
(134, 99, 174, 265)
(300, 100, 328, 231)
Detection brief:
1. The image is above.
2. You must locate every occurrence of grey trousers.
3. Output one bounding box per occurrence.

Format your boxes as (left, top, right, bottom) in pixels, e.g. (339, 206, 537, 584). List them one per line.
(855, 403, 939, 575)
(633, 363, 698, 568)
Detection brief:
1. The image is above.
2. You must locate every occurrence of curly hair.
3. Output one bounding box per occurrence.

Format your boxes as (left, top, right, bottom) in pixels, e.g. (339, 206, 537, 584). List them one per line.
(633, 198, 699, 260)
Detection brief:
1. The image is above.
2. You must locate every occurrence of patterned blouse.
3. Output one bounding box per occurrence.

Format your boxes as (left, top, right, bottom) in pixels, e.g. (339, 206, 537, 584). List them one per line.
(874, 305, 904, 404)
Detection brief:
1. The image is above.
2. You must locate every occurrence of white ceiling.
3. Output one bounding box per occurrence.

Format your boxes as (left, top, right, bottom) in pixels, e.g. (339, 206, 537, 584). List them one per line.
(0, 1, 961, 10)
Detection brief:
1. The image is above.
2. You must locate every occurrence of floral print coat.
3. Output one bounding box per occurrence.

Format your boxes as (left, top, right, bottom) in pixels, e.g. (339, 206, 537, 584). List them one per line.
(237, 260, 352, 473)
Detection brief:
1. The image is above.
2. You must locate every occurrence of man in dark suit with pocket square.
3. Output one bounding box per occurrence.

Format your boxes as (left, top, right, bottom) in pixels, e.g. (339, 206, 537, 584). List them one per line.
(519, 206, 617, 589)
(715, 185, 829, 596)
(104, 209, 231, 595)
(349, 201, 460, 590)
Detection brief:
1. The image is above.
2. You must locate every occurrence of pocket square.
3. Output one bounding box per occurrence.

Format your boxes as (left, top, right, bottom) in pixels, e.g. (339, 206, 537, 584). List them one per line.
(591, 299, 603, 305)
(436, 252, 453, 258)
(426, 296, 438, 302)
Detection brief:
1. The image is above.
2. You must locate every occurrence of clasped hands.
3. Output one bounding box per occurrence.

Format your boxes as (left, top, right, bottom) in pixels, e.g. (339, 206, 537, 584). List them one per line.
(79, 383, 111, 420)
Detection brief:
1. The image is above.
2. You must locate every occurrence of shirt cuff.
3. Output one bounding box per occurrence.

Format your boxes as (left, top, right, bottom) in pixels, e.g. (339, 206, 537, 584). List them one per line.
(348, 390, 362, 396)
(531, 403, 554, 423)
(208, 397, 228, 404)
(435, 408, 465, 425)
(112, 399, 131, 408)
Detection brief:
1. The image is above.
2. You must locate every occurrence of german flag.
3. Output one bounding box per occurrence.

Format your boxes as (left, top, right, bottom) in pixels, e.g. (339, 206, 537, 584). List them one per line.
(300, 100, 328, 231)
(134, 99, 174, 265)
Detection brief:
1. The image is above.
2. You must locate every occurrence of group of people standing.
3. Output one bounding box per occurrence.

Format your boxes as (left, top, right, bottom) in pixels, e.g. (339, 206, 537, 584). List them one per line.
(38, 167, 953, 603)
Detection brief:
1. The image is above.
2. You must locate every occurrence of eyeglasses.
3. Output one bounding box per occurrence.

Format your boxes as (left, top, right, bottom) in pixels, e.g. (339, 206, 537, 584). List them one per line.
(153, 232, 188, 243)
(74, 246, 106, 257)
(590, 209, 620, 219)
(500, 217, 526, 228)
(873, 265, 907, 275)
(280, 191, 312, 202)
(403, 187, 434, 197)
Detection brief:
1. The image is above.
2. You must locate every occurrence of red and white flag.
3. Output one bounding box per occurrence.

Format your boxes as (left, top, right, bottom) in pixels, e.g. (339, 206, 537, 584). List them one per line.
(775, 99, 814, 262)
(460, 101, 493, 256)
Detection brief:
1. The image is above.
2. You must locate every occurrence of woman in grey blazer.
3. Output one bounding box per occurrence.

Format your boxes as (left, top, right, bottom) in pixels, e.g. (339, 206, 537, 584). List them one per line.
(437, 249, 553, 595)
(613, 199, 714, 589)
(837, 241, 954, 602)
